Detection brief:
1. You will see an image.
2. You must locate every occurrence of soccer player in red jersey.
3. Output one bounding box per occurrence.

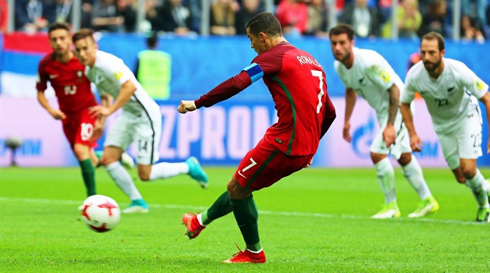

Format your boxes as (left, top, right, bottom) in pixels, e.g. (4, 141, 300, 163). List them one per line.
(178, 12, 336, 263)
(36, 22, 100, 197)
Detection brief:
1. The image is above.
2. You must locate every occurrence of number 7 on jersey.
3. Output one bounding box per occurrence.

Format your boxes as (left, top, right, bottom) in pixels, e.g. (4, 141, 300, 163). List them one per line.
(311, 70, 325, 113)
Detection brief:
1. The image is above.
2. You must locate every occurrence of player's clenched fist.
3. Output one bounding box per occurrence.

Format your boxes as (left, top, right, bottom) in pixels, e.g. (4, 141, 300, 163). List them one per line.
(177, 100, 197, 114)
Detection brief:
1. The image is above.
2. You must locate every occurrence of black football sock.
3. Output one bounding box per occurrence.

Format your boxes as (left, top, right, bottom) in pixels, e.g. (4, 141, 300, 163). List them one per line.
(231, 194, 262, 252)
(79, 159, 96, 196)
(201, 191, 232, 225)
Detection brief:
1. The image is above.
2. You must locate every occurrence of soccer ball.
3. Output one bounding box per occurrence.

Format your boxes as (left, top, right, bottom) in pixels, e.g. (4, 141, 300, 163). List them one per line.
(80, 195, 121, 233)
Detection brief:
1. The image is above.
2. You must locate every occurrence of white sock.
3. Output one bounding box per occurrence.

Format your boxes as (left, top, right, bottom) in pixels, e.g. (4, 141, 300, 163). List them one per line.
(401, 156, 432, 200)
(149, 162, 189, 180)
(374, 158, 396, 204)
(482, 176, 490, 192)
(197, 213, 205, 226)
(105, 161, 142, 200)
(246, 249, 263, 254)
(466, 169, 489, 208)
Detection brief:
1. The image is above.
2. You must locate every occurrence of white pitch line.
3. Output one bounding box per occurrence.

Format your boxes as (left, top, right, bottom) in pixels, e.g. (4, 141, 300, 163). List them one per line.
(0, 196, 483, 226)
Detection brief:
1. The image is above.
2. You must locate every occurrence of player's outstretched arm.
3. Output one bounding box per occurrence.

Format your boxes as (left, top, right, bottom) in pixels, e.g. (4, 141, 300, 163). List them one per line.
(177, 100, 197, 114)
(478, 92, 490, 153)
(37, 91, 66, 120)
(400, 102, 422, 152)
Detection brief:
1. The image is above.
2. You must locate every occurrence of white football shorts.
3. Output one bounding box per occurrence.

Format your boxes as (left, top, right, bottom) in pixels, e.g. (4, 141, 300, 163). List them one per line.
(104, 109, 162, 165)
(370, 110, 412, 160)
(436, 107, 483, 170)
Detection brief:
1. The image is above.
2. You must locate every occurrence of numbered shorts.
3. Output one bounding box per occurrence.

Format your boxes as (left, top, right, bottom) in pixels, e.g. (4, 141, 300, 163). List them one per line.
(104, 110, 162, 165)
(436, 112, 482, 170)
(370, 111, 411, 160)
(234, 139, 313, 191)
(62, 108, 97, 148)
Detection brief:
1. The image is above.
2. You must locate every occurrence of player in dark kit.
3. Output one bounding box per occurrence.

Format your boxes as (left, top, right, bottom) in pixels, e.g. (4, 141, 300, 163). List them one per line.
(178, 12, 336, 263)
(36, 23, 100, 198)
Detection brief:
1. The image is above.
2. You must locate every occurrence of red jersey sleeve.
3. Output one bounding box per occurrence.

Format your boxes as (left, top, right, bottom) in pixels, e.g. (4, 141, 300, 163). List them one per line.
(36, 58, 49, 92)
(194, 49, 283, 109)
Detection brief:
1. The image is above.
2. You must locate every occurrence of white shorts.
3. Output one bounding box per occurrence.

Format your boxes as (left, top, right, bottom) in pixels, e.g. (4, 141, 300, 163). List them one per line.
(370, 111, 412, 160)
(436, 109, 482, 170)
(104, 110, 162, 165)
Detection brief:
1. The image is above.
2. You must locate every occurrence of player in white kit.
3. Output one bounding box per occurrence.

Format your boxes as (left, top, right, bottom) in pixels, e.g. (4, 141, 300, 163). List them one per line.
(72, 29, 209, 214)
(329, 24, 438, 219)
(401, 32, 490, 222)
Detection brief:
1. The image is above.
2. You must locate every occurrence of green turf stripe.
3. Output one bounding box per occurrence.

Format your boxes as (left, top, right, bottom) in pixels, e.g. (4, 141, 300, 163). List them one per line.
(272, 76, 296, 155)
(245, 149, 279, 190)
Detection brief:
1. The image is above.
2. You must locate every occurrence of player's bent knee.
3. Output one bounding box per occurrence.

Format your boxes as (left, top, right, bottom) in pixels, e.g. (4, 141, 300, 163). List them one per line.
(462, 168, 477, 180)
(138, 171, 151, 181)
(456, 177, 467, 184)
(100, 157, 117, 166)
(139, 175, 151, 181)
(137, 165, 152, 181)
(397, 153, 412, 166)
(227, 177, 250, 200)
(73, 144, 90, 160)
(370, 153, 387, 164)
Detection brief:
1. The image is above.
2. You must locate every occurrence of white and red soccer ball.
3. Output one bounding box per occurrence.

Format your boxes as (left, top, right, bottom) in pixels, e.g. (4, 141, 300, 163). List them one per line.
(81, 195, 121, 233)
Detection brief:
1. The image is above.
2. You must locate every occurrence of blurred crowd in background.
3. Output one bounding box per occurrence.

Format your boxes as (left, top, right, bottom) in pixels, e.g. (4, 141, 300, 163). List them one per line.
(1, 0, 490, 41)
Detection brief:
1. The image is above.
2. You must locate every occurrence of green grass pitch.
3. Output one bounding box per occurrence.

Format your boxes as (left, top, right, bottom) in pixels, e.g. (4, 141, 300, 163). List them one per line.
(1, 167, 490, 272)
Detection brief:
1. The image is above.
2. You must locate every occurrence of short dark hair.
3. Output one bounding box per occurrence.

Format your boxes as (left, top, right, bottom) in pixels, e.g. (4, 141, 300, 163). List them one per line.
(329, 23, 355, 40)
(72, 28, 95, 43)
(147, 32, 158, 48)
(245, 12, 282, 38)
(422, 32, 445, 51)
(48, 22, 70, 35)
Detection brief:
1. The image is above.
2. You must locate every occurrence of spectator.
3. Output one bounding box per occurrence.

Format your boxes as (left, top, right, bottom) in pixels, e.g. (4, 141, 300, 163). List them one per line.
(183, 0, 201, 33)
(92, 0, 124, 32)
(306, 0, 329, 37)
(50, 0, 72, 24)
(381, 0, 422, 39)
(81, 0, 94, 28)
(418, 0, 448, 37)
(146, 0, 159, 30)
(210, 0, 236, 35)
(275, 0, 309, 37)
(116, 0, 137, 32)
(157, 0, 195, 35)
(235, 0, 262, 35)
(461, 14, 485, 42)
(135, 32, 172, 100)
(461, 0, 486, 27)
(0, 0, 8, 33)
(418, 0, 434, 16)
(15, 0, 50, 32)
(338, 0, 382, 38)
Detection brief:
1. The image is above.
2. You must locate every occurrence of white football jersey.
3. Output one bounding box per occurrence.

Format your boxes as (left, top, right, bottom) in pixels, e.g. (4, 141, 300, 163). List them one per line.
(86, 50, 160, 115)
(334, 47, 405, 114)
(401, 58, 488, 133)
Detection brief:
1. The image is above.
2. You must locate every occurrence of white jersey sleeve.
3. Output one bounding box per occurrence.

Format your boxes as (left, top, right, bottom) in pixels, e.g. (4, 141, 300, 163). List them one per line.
(363, 58, 396, 91)
(88, 51, 160, 116)
(98, 54, 132, 86)
(456, 63, 488, 99)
